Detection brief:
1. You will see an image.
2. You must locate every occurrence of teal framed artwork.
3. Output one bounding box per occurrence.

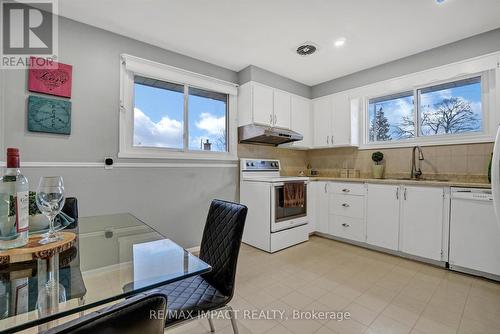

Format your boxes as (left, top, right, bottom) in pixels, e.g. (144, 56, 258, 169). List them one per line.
(28, 95, 71, 135)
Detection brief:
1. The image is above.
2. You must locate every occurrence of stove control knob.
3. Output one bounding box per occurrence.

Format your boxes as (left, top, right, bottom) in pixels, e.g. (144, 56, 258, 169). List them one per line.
(250, 162, 255, 166)
(246, 162, 250, 167)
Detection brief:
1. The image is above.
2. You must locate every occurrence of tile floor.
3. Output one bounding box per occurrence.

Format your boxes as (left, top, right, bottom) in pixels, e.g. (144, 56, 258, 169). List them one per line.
(167, 236, 500, 334)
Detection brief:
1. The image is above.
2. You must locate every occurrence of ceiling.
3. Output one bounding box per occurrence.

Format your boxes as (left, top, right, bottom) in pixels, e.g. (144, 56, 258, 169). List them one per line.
(59, 0, 500, 86)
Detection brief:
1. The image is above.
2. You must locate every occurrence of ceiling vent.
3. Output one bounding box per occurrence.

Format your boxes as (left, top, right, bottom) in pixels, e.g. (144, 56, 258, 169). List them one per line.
(296, 42, 318, 56)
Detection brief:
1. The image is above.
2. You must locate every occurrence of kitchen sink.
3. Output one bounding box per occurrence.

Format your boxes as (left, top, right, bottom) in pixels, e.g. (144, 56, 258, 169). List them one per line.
(392, 177, 449, 182)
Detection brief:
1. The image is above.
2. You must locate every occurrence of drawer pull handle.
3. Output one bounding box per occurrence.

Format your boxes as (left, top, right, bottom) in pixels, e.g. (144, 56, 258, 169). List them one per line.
(342, 203, 350, 207)
(342, 223, 350, 227)
(342, 188, 350, 193)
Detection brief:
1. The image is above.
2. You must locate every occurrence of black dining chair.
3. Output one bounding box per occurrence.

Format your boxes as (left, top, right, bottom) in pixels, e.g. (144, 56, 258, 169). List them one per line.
(155, 199, 247, 334)
(40, 293, 167, 334)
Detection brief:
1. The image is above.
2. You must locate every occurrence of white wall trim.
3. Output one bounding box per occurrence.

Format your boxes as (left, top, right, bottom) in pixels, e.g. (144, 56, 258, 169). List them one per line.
(0, 161, 238, 168)
(122, 54, 238, 95)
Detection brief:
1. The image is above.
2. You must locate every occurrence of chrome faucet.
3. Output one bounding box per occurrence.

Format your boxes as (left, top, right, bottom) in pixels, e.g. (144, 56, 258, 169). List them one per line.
(411, 146, 425, 179)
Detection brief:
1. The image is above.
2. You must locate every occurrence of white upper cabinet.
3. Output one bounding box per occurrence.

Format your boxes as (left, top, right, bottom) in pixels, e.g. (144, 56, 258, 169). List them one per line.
(289, 95, 311, 148)
(366, 184, 401, 250)
(251, 83, 274, 126)
(238, 81, 294, 129)
(331, 93, 352, 146)
(312, 96, 332, 147)
(273, 90, 291, 129)
(238, 81, 358, 149)
(312, 92, 358, 148)
(400, 186, 445, 261)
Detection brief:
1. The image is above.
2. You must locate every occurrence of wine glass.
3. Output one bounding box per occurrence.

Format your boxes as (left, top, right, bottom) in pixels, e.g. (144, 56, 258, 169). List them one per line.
(36, 176, 65, 245)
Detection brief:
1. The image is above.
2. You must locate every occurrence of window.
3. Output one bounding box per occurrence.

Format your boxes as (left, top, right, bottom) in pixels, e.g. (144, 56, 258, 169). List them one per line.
(132, 76, 228, 152)
(418, 77, 482, 136)
(119, 54, 237, 160)
(188, 87, 227, 152)
(368, 91, 414, 142)
(133, 77, 184, 149)
(367, 75, 484, 144)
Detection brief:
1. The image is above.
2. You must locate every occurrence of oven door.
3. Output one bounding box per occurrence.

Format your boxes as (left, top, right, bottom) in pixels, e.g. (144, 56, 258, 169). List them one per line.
(271, 182, 308, 232)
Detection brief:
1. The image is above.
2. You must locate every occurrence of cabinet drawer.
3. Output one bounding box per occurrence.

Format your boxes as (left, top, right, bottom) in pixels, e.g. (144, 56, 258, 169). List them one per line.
(330, 194, 364, 218)
(329, 182, 365, 196)
(329, 215, 365, 242)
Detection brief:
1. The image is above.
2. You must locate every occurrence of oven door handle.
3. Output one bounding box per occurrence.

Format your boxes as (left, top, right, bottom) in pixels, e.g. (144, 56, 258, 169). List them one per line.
(272, 181, 309, 187)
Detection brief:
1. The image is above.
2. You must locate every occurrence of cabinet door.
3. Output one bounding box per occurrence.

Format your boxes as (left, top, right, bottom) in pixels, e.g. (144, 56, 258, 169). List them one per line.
(290, 95, 311, 148)
(252, 83, 274, 125)
(400, 186, 444, 261)
(331, 93, 351, 146)
(306, 182, 317, 233)
(312, 97, 332, 147)
(315, 182, 329, 234)
(366, 184, 400, 250)
(273, 90, 291, 129)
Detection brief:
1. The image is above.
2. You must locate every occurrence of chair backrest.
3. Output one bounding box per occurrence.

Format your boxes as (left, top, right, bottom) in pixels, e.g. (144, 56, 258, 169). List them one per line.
(41, 293, 166, 334)
(62, 197, 78, 229)
(199, 199, 247, 297)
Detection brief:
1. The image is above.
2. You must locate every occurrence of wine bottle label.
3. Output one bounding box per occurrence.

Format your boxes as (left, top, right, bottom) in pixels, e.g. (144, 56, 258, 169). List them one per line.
(15, 191, 29, 232)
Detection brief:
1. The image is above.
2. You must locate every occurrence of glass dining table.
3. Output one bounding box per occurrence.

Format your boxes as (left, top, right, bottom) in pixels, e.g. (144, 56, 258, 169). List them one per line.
(0, 213, 211, 333)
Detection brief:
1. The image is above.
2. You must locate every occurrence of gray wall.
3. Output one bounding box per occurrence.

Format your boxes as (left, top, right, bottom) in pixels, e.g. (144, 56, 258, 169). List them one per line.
(2, 16, 239, 248)
(238, 65, 311, 98)
(311, 28, 500, 98)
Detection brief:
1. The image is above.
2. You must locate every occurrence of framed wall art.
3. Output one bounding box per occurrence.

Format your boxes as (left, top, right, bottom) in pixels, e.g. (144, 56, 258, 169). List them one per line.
(28, 95, 71, 135)
(28, 57, 73, 98)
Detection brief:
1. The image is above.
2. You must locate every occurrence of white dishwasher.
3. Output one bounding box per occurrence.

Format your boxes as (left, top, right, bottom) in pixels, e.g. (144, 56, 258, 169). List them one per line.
(449, 187, 500, 280)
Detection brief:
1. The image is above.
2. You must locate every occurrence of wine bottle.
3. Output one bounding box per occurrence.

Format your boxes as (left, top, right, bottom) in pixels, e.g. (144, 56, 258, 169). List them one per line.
(0, 148, 29, 250)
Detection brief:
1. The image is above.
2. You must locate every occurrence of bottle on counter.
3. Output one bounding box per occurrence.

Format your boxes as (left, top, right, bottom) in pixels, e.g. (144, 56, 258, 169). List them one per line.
(0, 148, 29, 250)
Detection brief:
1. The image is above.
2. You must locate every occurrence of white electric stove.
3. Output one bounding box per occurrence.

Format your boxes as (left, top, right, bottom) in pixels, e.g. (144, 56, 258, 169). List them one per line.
(239, 158, 309, 253)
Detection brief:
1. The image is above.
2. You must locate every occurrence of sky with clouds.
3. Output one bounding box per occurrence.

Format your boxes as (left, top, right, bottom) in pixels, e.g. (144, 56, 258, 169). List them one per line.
(133, 83, 227, 151)
(369, 80, 482, 141)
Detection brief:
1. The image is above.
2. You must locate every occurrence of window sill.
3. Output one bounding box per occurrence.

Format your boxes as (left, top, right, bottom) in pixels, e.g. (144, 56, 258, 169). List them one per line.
(359, 134, 494, 150)
(118, 149, 238, 161)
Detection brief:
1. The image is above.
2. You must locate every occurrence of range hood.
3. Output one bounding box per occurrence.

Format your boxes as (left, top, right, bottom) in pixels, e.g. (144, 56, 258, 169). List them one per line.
(238, 124, 303, 146)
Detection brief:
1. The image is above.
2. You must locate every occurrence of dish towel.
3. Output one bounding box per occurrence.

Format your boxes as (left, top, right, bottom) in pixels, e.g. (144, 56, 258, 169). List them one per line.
(284, 182, 305, 208)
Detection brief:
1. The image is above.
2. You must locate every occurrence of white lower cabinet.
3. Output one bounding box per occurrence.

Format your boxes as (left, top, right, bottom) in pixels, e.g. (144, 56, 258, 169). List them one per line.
(328, 182, 366, 242)
(312, 181, 447, 264)
(315, 182, 329, 234)
(329, 215, 365, 242)
(366, 184, 401, 250)
(400, 186, 445, 261)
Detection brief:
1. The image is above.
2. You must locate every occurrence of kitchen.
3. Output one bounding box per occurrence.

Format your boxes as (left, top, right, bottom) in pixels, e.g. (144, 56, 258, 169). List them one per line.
(1, 1, 500, 333)
(237, 60, 500, 278)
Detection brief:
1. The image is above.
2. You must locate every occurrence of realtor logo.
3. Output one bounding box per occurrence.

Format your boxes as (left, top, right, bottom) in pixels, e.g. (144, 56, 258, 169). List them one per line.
(1, 0, 58, 69)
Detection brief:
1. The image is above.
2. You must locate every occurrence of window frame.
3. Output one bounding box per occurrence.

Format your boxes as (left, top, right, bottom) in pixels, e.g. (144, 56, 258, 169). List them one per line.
(119, 54, 238, 160)
(362, 71, 491, 149)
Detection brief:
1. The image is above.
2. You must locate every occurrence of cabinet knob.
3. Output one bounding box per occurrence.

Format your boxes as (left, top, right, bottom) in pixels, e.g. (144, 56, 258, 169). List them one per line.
(342, 188, 350, 193)
(341, 223, 350, 227)
(342, 203, 350, 207)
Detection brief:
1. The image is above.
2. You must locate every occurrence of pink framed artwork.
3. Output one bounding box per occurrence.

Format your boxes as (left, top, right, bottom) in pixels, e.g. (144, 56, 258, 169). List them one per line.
(28, 57, 73, 98)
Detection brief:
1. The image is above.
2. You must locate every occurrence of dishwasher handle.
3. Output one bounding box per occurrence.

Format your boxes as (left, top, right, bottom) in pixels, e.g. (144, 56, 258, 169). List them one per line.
(451, 192, 493, 201)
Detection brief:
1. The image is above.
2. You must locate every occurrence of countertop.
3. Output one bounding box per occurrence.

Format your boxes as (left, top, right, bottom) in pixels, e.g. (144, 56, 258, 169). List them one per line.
(308, 177, 491, 189)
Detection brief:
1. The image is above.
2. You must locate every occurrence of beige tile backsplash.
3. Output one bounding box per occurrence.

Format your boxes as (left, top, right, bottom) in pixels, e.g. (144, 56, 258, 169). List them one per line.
(238, 142, 493, 183)
(238, 144, 308, 176)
